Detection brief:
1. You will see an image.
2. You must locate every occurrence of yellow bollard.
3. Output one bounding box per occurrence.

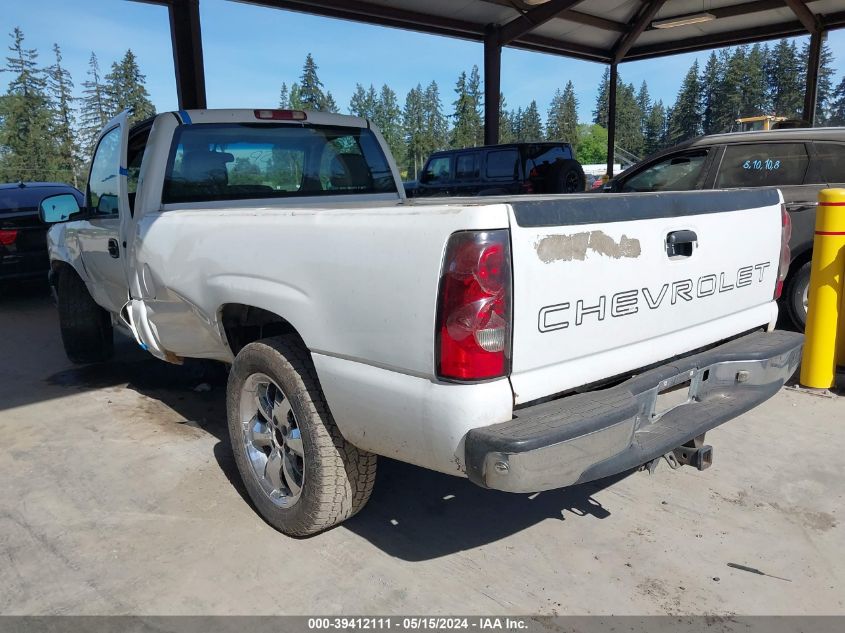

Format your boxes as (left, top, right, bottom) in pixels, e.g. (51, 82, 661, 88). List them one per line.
(800, 188, 845, 389)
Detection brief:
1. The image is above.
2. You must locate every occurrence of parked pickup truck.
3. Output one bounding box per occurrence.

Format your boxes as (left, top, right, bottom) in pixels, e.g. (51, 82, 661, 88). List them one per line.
(41, 109, 803, 536)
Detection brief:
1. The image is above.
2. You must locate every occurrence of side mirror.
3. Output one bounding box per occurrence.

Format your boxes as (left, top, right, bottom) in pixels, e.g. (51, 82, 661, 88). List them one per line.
(419, 171, 433, 184)
(39, 193, 81, 224)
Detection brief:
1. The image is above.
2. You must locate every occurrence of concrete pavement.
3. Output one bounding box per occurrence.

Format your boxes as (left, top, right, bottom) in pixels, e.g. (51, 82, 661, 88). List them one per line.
(0, 285, 842, 615)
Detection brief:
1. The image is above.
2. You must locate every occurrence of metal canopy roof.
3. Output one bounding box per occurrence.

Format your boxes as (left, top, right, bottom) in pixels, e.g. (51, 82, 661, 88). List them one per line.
(235, 0, 845, 63)
(140, 0, 844, 175)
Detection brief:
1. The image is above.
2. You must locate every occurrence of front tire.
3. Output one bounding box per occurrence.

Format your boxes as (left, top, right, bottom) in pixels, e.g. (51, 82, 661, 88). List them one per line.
(56, 268, 114, 364)
(227, 335, 377, 536)
(784, 261, 810, 331)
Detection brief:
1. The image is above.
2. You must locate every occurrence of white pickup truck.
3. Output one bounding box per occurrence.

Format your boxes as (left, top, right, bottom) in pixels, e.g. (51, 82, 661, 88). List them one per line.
(41, 109, 803, 536)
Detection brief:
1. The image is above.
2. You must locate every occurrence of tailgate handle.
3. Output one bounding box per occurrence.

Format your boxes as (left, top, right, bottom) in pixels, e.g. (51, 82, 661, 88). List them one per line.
(666, 230, 697, 258)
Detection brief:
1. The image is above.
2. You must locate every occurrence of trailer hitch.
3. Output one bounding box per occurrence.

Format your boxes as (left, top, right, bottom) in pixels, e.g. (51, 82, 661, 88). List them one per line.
(644, 435, 713, 474)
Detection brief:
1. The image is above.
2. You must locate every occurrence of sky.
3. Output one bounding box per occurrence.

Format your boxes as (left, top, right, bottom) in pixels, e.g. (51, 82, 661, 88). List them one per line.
(3, 0, 845, 124)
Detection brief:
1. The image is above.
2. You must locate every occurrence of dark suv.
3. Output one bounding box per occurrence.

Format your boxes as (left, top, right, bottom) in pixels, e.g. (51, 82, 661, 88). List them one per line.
(601, 128, 845, 330)
(1, 182, 84, 289)
(406, 142, 585, 198)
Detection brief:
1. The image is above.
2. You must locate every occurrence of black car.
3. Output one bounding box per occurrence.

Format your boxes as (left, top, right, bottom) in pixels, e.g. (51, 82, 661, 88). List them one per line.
(406, 142, 585, 197)
(0, 182, 85, 287)
(600, 128, 845, 330)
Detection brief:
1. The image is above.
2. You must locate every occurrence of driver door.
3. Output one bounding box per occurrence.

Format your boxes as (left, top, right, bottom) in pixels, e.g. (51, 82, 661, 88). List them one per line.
(76, 112, 132, 315)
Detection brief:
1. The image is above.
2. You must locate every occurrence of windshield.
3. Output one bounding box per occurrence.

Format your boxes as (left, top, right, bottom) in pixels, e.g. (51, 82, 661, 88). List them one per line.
(162, 123, 397, 204)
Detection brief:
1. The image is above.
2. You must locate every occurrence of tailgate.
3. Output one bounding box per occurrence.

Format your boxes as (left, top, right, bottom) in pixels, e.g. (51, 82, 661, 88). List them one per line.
(507, 189, 783, 404)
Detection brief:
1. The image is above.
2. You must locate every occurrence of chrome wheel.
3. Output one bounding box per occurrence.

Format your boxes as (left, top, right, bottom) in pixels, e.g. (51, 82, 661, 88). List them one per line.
(802, 282, 809, 314)
(239, 373, 304, 507)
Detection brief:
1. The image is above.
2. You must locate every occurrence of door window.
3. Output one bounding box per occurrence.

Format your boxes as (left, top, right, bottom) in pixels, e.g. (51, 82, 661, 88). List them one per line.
(424, 156, 452, 183)
(813, 143, 845, 183)
(486, 149, 519, 179)
(620, 150, 708, 192)
(87, 126, 121, 216)
(455, 153, 479, 180)
(716, 143, 809, 188)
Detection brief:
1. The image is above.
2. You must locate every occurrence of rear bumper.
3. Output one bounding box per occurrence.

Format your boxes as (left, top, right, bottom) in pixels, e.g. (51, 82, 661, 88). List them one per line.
(464, 330, 803, 493)
(0, 250, 49, 281)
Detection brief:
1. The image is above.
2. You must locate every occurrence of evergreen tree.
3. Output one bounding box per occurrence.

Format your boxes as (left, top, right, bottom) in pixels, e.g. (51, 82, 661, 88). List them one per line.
(636, 81, 651, 140)
(278, 82, 289, 108)
(297, 53, 325, 111)
(402, 84, 425, 176)
(374, 84, 403, 163)
(802, 38, 836, 123)
(46, 43, 77, 186)
(79, 52, 110, 157)
(828, 76, 845, 126)
(545, 88, 565, 140)
(700, 51, 722, 134)
(322, 90, 339, 113)
(616, 81, 643, 156)
(742, 44, 768, 117)
(767, 39, 803, 118)
(547, 83, 579, 145)
(450, 67, 482, 148)
(643, 99, 667, 155)
(498, 93, 514, 143)
(668, 61, 702, 144)
(713, 48, 745, 132)
(593, 67, 610, 126)
(511, 106, 524, 141)
(104, 49, 155, 123)
(423, 80, 449, 151)
(520, 100, 543, 141)
(288, 83, 303, 109)
(349, 83, 378, 119)
(0, 27, 58, 182)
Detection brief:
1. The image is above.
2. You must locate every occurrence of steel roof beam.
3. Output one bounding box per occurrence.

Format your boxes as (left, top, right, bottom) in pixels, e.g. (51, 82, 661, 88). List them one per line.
(497, 0, 584, 45)
(613, 0, 667, 63)
(783, 0, 821, 33)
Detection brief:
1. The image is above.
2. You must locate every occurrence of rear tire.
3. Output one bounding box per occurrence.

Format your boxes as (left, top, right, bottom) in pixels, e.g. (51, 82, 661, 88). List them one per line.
(552, 159, 586, 194)
(784, 260, 810, 331)
(57, 268, 114, 364)
(227, 335, 377, 536)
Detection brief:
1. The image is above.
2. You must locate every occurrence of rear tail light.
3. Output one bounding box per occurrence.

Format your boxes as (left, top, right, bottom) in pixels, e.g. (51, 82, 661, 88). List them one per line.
(436, 230, 512, 380)
(0, 229, 18, 246)
(253, 109, 307, 121)
(775, 203, 792, 300)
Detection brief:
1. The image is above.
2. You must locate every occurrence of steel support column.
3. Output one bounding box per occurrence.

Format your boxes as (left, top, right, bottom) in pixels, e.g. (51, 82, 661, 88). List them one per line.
(484, 27, 502, 146)
(168, 0, 207, 110)
(803, 30, 823, 125)
(606, 63, 618, 178)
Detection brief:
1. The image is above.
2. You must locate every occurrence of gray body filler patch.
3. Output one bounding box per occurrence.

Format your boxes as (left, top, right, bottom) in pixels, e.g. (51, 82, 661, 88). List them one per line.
(536, 231, 641, 263)
(510, 188, 780, 228)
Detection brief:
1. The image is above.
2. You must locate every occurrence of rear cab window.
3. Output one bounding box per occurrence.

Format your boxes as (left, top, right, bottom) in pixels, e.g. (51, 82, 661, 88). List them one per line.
(162, 123, 396, 204)
(715, 143, 809, 188)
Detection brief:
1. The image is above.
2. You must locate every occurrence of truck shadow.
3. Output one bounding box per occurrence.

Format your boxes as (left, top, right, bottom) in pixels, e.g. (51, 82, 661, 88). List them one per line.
(43, 328, 629, 561)
(26, 281, 627, 560)
(340, 461, 624, 561)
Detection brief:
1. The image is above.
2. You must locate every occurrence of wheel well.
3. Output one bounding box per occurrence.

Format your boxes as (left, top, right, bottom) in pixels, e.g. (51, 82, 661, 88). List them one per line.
(787, 247, 813, 279)
(48, 260, 77, 289)
(220, 304, 304, 355)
